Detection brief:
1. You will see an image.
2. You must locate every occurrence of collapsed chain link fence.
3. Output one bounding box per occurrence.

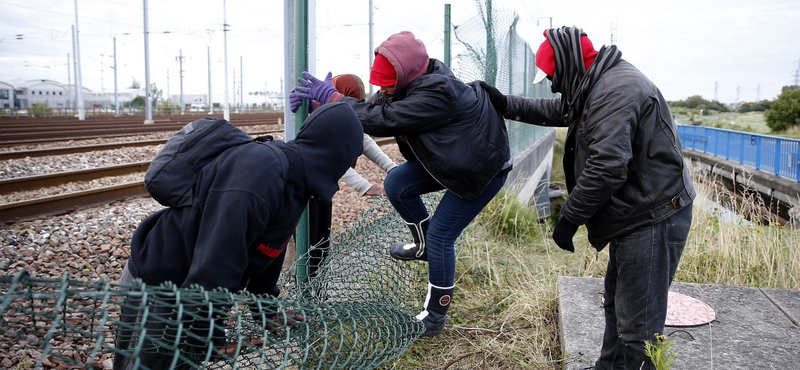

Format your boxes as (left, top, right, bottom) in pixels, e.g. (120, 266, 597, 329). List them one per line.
(0, 3, 556, 369)
(0, 197, 432, 369)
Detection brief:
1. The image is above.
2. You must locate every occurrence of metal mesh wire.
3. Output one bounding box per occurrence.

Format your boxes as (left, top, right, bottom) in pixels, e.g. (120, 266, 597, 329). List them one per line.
(451, 4, 557, 156)
(0, 196, 436, 369)
(0, 4, 558, 369)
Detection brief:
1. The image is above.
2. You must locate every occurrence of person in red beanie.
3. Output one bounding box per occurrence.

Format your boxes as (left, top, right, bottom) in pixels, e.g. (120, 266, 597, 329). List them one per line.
(290, 30, 512, 338)
(304, 73, 398, 278)
(480, 26, 695, 370)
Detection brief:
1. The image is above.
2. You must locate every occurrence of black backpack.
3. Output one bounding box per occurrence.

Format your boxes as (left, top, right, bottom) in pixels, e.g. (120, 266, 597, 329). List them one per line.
(145, 117, 287, 207)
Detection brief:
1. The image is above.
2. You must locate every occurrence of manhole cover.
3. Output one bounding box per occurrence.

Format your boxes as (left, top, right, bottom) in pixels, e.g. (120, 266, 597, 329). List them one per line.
(665, 291, 716, 327)
(599, 290, 716, 327)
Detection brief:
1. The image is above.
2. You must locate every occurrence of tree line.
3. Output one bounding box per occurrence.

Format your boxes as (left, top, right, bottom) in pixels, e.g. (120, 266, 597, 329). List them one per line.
(669, 86, 800, 132)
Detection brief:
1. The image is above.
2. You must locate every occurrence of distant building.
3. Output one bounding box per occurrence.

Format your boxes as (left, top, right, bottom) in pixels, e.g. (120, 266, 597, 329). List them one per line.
(0, 81, 13, 109)
(13, 79, 70, 109)
(0, 78, 144, 112)
(168, 94, 208, 111)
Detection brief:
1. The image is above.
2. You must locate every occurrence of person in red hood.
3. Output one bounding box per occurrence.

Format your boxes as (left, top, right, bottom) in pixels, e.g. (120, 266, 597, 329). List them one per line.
(303, 73, 398, 278)
(480, 26, 695, 370)
(290, 31, 512, 337)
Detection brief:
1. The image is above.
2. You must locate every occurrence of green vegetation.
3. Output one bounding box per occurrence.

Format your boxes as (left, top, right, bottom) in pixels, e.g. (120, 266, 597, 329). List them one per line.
(387, 127, 800, 369)
(765, 87, 800, 132)
(644, 333, 677, 370)
(669, 95, 730, 117)
(29, 103, 51, 118)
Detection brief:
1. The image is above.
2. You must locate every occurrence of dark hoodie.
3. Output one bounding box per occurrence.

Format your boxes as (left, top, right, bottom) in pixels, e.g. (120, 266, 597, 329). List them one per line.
(128, 102, 363, 296)
(333, 31, 511, 201)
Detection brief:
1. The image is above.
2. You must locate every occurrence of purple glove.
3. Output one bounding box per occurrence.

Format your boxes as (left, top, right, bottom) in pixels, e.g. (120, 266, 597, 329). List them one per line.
(288, 88, 304, 113)
(295, 71, 337, 107)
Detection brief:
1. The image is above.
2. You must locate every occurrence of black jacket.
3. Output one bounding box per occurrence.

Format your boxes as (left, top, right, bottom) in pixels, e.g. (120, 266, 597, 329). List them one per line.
(128, 103, 363, 296)
(341, 59, 511, 201)
(506, 59, 695, 249)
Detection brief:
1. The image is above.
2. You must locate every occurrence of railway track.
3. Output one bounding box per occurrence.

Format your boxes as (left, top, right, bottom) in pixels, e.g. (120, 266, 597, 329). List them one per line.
(0, 129, 281, 160)
(0, 116, 282, 143)
(0, 136, 397, 223)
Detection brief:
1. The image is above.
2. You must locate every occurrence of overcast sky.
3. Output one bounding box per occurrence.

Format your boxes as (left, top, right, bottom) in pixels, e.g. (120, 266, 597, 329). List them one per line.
(1, 0, 798, 104)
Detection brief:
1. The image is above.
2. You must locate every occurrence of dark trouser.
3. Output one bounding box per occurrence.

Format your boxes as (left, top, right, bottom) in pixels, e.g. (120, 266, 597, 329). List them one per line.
(306, 197, 333, 278)
(113, 264, 223, 370)
(595, 203, 693, 370)
(383, 159, 507, 287)
(114, 263, 190, 370)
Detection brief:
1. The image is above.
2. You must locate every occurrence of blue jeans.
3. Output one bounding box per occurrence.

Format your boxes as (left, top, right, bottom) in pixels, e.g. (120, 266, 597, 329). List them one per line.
(595, 203, 693, 370)
(384, 159, 507, 287)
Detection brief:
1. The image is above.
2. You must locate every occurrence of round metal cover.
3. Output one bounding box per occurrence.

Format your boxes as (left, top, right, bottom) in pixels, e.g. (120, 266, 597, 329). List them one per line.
(665, 291, 716, 327)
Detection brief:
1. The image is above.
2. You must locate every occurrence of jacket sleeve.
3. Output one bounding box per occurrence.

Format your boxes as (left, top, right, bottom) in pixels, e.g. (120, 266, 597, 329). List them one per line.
(343, 80, 458, 137)
(341, 167, 372, 195)
(361, 134, 397, 172)
(560, 89, 638, 226)
(505, 95, 568, 127)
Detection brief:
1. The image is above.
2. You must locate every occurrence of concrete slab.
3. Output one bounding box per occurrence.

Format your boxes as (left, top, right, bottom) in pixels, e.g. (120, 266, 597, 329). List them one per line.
(558, 276, 800, 369)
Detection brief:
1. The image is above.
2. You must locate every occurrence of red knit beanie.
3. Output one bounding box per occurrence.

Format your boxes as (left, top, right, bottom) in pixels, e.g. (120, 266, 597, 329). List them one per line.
(370, 53, 397, 87)
(534, 30, 599, 83)
(534, 33, 555, 83)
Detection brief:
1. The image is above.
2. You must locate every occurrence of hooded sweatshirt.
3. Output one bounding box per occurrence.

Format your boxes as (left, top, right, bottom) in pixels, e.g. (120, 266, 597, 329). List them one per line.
(334, 31, 511, 201)
(128, 103, 363, 296)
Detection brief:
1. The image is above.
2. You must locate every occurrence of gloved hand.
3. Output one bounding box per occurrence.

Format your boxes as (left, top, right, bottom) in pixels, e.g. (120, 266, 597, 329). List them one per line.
(552, 217, 579, 253)
(479, 81, 507, 115)
(288, 88, 304, 113)
(295, 71, 337, 108)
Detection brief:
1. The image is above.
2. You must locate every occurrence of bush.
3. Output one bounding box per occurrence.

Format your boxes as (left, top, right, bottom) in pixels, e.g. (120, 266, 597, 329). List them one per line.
(765, 88, 800, 131)
(738, 100, 771, 113)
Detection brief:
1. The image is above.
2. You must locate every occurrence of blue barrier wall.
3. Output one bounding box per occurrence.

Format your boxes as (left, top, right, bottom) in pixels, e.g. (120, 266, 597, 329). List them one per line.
(678, 125, 800, 184)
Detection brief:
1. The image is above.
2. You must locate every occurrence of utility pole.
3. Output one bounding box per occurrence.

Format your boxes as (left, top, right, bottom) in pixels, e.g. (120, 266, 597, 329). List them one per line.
(223, 0, 230, 121)
(177, 49, 185, 115)
(73, 1, 85, 120)
(794, 58, 800, 87)
(113, 37, 119, 117)
(143, 0, 154, 124)
(67, 53, 72, 114)
(537, 17, 553, 29)
(610, 23, 617, 45)
(206, 29, 214, 114)
(714, 81, 718, 102)
(368, 0, 374, 96)
(207, 45, 213, 114)
(71, 26, 78, 113)
(240, 56, 243, 112)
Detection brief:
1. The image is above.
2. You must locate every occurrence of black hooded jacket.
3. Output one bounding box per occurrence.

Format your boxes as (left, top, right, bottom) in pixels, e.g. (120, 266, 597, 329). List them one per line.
(505, 27, 695, 250)
(128, 103, 363, 296)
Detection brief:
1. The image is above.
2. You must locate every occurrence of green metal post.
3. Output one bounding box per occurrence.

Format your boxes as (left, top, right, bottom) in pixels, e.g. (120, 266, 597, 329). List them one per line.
(443, 4, 451, 67)
(294, 0, 310, 284)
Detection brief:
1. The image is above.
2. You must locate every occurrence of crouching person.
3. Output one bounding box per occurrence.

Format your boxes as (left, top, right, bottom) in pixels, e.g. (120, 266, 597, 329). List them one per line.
(113, 103, 363, 369)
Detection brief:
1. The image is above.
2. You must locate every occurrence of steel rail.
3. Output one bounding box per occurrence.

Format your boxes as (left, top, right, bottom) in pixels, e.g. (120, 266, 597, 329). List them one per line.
(0, 120, 281, 142)
(0, 129, 282, 160)
(0, 136, 397, 224)
(0, 182, 148, 223)
(0, 161, 150, 193)
(0, 123, 281, 147)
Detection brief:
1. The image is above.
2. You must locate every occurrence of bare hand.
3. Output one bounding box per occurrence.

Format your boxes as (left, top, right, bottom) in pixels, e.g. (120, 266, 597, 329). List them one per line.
(364, 185, 386, 196)
(217, 310, 306, 356)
